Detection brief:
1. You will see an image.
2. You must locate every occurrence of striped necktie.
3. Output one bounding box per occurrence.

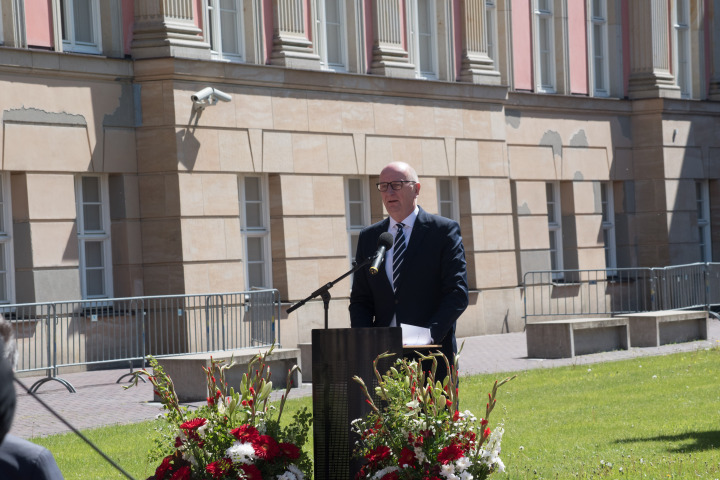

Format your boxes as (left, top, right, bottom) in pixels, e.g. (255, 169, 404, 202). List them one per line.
(392, 223, 406, 292)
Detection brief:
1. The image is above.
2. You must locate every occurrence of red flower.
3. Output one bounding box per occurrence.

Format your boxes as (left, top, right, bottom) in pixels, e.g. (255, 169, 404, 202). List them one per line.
(230, 424, 260, 442)
(366, 445, 391, 467)
(154, 456, 172, 480)
(239, 464, 263, 480)
(438, 444, 464, 464)
(169, 465, 191, 480)
(253, 434, 281, 460)
(180, 417, 207, 430)
(453, 410, 460, 422)
(279, 442, 301, 460)
(399, 447, 416, 467)
(381, 471, 400, 480)
(206, 458, 232, 479)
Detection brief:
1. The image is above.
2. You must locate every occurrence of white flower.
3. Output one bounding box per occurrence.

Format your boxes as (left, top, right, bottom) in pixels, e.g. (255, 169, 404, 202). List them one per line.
(226, 441, 256, 465)
(372, 467, 398, 479)
(277, 473, 297, 480)
(197, 423, 208, 438)
(406, 399, 420, 411)
(456, 456, 472, 471)
(287, 464, 304, 480)
(440, 463, 455, 477)
(414, 446, 427, 464)
(459, 472, 474, 480)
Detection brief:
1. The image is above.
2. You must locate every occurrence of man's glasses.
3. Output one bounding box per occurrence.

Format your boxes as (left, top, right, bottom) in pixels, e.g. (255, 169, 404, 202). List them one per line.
(376, 181, 415, 192)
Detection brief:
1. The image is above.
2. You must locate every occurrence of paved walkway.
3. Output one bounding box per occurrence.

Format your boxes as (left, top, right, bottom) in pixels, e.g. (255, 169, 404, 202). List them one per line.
(10, 318, 720, 439)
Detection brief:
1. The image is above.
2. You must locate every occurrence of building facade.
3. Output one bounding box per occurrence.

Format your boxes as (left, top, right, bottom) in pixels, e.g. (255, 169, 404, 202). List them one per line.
(1, 0, 719, 347)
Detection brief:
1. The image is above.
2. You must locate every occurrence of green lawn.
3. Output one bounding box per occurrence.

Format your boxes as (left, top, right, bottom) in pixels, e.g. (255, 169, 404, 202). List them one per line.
(32, 348, 720, 479)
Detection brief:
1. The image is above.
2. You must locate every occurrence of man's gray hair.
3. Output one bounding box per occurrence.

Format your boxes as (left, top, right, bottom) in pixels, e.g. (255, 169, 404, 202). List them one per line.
(0, 316, 18, 370)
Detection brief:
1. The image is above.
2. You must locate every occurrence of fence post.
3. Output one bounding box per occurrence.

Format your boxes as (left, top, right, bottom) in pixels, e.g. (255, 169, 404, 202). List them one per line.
(704, 262, 711, 314)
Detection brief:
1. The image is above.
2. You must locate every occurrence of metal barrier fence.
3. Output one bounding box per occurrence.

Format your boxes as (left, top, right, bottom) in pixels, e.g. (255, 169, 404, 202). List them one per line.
(523, 262, 720, 323)
(4, 289, 281, 393)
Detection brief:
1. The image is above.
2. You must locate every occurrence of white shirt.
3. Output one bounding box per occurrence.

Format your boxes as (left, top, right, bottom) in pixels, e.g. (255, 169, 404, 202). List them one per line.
(385, 206, 418, 287)
(387, 207, 419, 331)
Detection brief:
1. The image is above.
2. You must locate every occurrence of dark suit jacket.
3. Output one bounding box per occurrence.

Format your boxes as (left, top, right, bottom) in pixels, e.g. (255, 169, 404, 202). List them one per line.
(0, 435, 64, 479)
(349, 207, 469, 366)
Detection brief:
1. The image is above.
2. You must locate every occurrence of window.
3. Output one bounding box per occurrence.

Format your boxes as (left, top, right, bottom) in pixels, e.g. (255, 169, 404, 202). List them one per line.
(240, 176, 271, 289)
(345, 177, 370, 265)
(534, 0, 555, 92)
(0, 175, 14, 304)
(316, 0, 347, 70)
(674, 0, 691, 98)
(600, 182, 617, 273)
(408, 0, 438, 79)
(437, 178, 458, 221)
(60, 0, 102, 54)
(696, 180, 711, 262)
(206, 0, 245, 62)
(486, 0, 497, 63)
(76, 175, 113, 300)
(546, 182, 563, 278)
(589, 0, 609, 97)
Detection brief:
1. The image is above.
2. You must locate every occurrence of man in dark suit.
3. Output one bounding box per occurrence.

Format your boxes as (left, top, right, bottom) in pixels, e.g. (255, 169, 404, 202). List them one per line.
(0, 320, 64, 480)
(349, 162, 469, 382)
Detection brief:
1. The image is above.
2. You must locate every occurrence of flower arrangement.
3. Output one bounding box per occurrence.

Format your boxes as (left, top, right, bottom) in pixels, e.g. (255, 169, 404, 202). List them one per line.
(351, 350, 515, 480)
(127, 345, 312, 480)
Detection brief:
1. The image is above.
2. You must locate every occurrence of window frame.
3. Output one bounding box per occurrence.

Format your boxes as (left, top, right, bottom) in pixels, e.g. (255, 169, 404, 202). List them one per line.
(239, 175, 272, 290)
(0, 174, 15, 305)
(533, 0, 556, 93)
(205, 0, 245, 62)
(600, 182, 617, 275)
(344, 177, 370, 267)
(75, 174, 113, 301)
(315, 0, 348, 71)
(437, 178, 459, 222)
(588, 0, 610, 97)
(486, 0, 498, 63)
(546, 181, 563, 279)
(696, 180, 712, 262)
(407, 0, 439, 79)
(59, 0, 102, 54)
(673, 0, 692, 99)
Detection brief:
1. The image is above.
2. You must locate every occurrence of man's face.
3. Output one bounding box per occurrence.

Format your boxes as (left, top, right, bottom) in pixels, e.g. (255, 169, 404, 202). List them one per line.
(379, 165, 420, 222)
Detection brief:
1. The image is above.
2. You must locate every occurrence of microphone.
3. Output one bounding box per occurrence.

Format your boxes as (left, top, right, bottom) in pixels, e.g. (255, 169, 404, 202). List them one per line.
(369, 232, 394, 275)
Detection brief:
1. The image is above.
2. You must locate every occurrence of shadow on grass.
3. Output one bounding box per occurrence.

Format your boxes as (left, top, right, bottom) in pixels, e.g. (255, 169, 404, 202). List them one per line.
(615, 430, 720, 453)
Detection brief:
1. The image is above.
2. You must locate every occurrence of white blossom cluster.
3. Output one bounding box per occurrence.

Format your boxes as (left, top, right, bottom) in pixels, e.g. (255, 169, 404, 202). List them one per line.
(225, 441, 256, 465)
(440, 456, 474, 480)
(276, 464, 305, 480)
(479, 425, 505, 473)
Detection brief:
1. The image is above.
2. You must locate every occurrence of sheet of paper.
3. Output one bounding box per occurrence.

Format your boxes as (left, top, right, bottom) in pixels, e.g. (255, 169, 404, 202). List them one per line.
(400, 323, 432, 345)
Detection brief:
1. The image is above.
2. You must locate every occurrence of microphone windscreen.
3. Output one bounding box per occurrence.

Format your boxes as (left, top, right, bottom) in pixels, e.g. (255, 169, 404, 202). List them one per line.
(378, 231, 394, 249)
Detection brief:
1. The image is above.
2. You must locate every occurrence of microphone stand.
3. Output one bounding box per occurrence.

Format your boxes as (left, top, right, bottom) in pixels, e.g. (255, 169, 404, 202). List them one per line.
(286, 255, 372, 329)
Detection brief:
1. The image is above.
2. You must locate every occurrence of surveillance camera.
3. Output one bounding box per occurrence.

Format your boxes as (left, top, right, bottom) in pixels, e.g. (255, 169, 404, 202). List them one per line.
(191, 87, 214, 103)
(191, 87, 232, 107)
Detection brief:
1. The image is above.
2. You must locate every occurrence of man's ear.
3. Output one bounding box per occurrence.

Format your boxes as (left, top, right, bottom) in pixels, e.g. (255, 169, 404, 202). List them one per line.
(414, 182, 421, 196)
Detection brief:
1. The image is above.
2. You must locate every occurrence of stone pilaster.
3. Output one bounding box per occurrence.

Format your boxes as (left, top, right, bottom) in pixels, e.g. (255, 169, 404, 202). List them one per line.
(131, 0, 211, 60)
(627, 0, 680, 99)
(369, 0, 415, 78)
(458, 0, 501, 84)
(270, 0, 322, 70)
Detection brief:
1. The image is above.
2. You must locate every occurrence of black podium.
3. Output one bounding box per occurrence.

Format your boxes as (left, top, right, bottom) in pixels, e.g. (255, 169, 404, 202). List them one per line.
(312, 327, 402, 480)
